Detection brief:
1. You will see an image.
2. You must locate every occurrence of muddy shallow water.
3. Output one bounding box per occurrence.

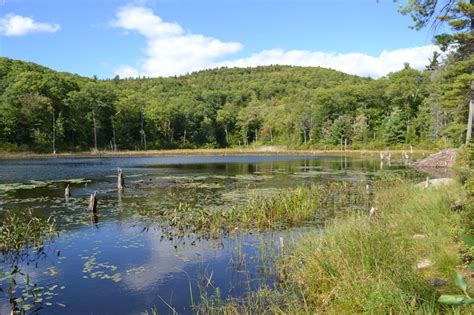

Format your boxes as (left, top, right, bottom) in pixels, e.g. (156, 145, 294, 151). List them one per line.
(0, 155, 421, 314)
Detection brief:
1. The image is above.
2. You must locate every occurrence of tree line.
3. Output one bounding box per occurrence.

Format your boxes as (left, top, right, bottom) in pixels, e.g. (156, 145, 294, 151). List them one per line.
(0, 54, 470, 152)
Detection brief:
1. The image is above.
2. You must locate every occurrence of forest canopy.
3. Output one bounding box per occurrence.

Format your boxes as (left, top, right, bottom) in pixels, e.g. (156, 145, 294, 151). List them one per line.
(0, 56, 470, 152)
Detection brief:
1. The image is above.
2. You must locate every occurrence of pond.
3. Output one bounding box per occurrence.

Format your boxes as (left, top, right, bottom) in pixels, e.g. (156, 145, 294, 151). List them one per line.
(0, 154, 421, 314)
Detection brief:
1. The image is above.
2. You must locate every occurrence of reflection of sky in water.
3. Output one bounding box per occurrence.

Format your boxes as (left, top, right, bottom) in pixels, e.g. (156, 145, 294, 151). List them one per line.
(0, 155, 422, 314)
(1, 222, 285, 314)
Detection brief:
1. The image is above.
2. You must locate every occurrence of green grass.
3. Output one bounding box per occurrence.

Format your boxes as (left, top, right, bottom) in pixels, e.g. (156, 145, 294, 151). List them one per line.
(200, 182, 474, 314)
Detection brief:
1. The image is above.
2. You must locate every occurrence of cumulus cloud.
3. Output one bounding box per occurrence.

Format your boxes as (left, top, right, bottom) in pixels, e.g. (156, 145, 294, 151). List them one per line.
(111, 6, 438, 79)
(110, 6, 242, 77)
(114, 64, 141, 78)
(215, 45, 440, 78)
(0, 13, 60, 36)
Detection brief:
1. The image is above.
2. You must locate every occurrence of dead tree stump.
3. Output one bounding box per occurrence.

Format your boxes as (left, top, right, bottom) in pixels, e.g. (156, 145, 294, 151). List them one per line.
(88, 191, 97, 213)
(91, 214, 99, 228)
(117, 167, 125, 192)
(65, 184, 70, 201)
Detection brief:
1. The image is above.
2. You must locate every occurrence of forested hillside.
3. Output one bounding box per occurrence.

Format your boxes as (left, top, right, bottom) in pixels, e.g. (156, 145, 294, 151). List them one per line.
(0, 56, 471, 152)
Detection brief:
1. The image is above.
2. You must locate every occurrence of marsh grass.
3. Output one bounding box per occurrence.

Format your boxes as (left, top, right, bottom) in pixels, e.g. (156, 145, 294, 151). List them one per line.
(141, 181, 370, 237)
(200, 182, 472, 314)
(1, 210, 58, 313)
(0, 209, 57, 257)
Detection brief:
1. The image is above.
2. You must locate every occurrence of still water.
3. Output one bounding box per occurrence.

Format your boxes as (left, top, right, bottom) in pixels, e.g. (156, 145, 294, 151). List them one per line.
(0, 155, 420, 314)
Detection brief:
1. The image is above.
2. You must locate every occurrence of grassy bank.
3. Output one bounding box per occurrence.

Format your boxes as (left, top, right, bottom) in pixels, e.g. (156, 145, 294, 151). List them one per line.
(200, 182, 473, 314)
(0, 147, 435, 159)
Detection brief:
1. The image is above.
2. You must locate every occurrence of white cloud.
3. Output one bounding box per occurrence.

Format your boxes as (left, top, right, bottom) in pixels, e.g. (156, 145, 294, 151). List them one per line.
(215, 45, 440, 78)
(0, 13, 60, 36)
(114, 64, 140, 78)
(110, 6, 242, 77)
(111, 6, 438, 79)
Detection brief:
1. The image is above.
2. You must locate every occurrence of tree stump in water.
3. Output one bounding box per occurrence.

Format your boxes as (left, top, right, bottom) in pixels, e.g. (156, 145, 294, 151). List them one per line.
(88, 191, 97, 213)
(91, 213, 99, 228)
(65, 184, 70, 201)
(117, 167, 124, 192)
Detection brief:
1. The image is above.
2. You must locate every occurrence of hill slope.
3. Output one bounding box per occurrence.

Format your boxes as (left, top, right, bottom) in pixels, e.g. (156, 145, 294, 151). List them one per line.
(0, 57, 443, 151)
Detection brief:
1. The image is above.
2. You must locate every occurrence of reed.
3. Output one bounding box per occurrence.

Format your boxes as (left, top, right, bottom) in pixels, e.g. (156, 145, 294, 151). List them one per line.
(150, 181, 370, 238)
(0, 209, 57, 255)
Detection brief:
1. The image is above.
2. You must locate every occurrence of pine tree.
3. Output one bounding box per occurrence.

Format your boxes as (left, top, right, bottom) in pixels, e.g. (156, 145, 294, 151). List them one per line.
(398, 0, 474, 144)
(384, 107, 406, 145)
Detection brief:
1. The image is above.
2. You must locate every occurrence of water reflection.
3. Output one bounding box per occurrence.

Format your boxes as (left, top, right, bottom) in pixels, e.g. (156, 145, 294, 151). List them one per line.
(0, 155, 422, 314)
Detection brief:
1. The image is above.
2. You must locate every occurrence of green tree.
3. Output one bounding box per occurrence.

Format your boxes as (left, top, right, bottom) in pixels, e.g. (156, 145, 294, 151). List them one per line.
(216, 103, 237, 146)
(67, 83, 116, 150)
(384, 107, 406, 145)
(398, 0, 473, 144)
(329, 115, 353, 146)
(352, 109, 369, 144)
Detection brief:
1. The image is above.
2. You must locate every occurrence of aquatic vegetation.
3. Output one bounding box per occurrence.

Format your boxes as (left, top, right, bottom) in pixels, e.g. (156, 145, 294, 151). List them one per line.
(0, 209, 57, 255)
(219, 188, 280, 203)
(4, 277, 65, 313)
(81, 256, 122, 282)
(125, 266, 146, 275)
(180, 182, 223, 189)
(0, 178, 91, 194)
(0, 182, 49, 192)
(0, 210, 61, 313)
(138, 181, 371, 237)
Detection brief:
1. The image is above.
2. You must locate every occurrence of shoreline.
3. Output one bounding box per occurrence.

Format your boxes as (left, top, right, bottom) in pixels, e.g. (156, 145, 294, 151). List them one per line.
(0, 147, 437, 160)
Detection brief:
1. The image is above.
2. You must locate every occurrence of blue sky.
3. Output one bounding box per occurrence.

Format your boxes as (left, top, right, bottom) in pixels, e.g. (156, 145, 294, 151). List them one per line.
(0, 0, 441, 78)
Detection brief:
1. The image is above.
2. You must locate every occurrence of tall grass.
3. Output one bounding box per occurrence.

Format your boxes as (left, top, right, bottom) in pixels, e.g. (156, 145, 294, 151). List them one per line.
(0, 209, 56, 255)
(146, 181, 369, 237)
(202, 182, 471, 313)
